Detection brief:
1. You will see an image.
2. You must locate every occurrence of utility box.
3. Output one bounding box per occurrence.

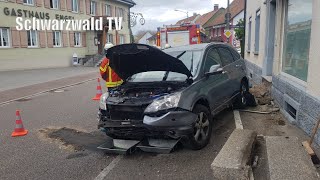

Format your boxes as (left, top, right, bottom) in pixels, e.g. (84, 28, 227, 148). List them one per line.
(72, 53, 79, 66)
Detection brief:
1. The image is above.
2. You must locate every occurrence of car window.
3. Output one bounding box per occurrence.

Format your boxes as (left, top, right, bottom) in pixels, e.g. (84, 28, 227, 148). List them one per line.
(165, 50, 202, 76)
(229, 47, 241, 60)
(218, 47, 235, 66)
(203, 48, 222, 73)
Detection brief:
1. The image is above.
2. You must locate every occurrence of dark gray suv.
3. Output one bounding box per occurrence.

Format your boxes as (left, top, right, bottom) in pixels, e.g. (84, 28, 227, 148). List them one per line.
(98, 43, 249, 150)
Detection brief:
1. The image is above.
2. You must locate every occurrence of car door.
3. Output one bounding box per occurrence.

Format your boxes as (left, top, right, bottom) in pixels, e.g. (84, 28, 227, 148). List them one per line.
(201, 47, 230, 112)
(217, 47, 239, 100)
(229, 47, 247, 90)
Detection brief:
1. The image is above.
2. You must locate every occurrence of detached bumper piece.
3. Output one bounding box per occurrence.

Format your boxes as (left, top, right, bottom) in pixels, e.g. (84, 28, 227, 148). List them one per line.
(97, 139, 140, 155)
(97, 138, 180, 154)
(136, 138, 180, 154)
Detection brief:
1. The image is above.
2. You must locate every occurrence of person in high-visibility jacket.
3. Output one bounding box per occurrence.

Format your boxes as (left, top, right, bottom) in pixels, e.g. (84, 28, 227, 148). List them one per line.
(99, 43, 123, 91)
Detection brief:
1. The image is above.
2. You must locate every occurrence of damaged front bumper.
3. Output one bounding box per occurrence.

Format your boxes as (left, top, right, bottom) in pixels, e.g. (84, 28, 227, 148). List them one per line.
(98, 110, 197, 139)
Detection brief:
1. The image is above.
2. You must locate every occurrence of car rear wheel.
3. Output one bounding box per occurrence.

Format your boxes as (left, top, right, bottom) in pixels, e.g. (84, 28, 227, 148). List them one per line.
(184, 104, 213, 150)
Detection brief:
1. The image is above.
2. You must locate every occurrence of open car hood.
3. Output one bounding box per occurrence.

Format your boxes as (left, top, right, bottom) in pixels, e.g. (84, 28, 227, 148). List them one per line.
(106, 44, 193, 80)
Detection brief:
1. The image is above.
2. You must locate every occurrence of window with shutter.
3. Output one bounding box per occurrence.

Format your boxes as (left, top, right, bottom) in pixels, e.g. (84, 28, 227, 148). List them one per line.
(90, 0, 96, 15)
(23, 0, 34, 5)
(105, 4, 111, 16)
(27, 30, 38, 47)
(50, 0, 59, 9)
(0, 28, 10, 48)
(74, 32, 81, 46)
(53, 31, 62, 47)
(72, 0, 78, 12)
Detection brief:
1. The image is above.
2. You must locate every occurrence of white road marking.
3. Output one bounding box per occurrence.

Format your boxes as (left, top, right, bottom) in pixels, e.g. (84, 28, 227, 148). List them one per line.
(0, 78, 95, 107)
(249, 167, 255, 180)
(233, 110, 243, 129)
(94, 155, 123, 180)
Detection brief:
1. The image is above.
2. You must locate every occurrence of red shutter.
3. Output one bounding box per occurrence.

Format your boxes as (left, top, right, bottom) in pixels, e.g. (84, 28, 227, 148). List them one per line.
(109, 5, 113, 16)
(79, 0, 84, 13)
(86, 0, 90, 15)
(44, 0, 50, 8)
(96, 2, 100, 16)
(20, 30, 28, 48)
(82, 32, 86, 47)
(35, 0, 42, 7)
(102, 3, 106, 16)
(69, 31, 74, 47)
(16, 0, 23, 4)
(39, 31, 46, 48)
(60, 0, 66, 10)
(47, 31, 53, 48)
(63, 31, 68, 47)
(66, 0, 72, 11)
(11, 28, 21, 48)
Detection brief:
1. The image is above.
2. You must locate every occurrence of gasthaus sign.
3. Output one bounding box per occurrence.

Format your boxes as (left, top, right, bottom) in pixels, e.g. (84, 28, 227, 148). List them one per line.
(3, 7, 75, 20)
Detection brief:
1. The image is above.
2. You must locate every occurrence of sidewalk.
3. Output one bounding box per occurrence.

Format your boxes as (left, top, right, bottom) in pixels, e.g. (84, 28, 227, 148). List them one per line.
(0, 67, 99, 104)
(0, 67, 98, 92)
(240, 83, 320, 179)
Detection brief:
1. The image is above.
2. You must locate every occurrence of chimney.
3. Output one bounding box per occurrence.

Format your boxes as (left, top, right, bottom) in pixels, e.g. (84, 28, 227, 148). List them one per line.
(214, 4, 219, 11)
(193, 13, 197, 16)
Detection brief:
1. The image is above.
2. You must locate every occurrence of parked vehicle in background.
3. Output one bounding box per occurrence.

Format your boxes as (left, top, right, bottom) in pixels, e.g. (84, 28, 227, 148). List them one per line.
(156, 23, 205, 49)
(98, 43, 249, 150)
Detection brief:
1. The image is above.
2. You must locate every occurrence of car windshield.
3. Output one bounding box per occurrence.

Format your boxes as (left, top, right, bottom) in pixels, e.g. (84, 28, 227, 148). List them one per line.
(166, 50, 202, 76)
(127, 50, 202, 83)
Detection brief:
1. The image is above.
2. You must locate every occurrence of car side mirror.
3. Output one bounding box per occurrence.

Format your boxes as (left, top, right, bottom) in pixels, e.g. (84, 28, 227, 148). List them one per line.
(205, 64, 223, 77)
(209, 64, 222, 73)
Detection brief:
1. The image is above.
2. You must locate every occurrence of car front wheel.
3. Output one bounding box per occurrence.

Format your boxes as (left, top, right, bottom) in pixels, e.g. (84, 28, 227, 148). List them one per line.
(184, 104, 213, 150)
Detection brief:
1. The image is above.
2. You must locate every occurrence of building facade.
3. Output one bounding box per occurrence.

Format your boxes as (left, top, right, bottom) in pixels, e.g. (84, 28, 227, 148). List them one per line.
(0, 0, 135, 71)
(245, 0, 320, 143)
(204, 0, 244, 49)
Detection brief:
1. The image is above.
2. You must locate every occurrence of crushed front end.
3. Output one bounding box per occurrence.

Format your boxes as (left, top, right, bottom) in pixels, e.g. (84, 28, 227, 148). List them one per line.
(98, 82, 196, 140)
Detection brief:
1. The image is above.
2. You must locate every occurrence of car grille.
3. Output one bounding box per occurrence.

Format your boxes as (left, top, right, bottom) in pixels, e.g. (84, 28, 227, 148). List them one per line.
(107, 104, 148, 120)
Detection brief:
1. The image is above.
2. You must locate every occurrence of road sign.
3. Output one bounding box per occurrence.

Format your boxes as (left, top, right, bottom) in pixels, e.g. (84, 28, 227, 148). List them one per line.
(224, 30, 232, 38)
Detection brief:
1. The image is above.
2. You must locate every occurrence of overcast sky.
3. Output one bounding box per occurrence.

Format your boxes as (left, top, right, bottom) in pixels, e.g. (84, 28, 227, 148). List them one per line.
(131, 0, 233, 34)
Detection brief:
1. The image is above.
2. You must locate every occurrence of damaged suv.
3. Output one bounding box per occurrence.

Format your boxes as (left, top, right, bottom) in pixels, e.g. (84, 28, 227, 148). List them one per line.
(98, 43, 249, 150)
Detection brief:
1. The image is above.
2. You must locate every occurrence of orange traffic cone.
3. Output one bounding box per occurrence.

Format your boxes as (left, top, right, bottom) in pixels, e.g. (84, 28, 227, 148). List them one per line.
(12, 110, 28, 137)
(92, 78, 103, 101)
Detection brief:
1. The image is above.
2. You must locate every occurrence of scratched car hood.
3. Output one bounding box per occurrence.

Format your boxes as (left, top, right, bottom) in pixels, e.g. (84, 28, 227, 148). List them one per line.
(106, 44, 193, 80)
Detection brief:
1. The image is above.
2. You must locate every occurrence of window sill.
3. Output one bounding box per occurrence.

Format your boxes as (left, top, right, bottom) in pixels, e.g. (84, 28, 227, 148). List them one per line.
(23, 3, 34, 6)
(53, 46, 63, 48)
(72, 11, 79, 13)
(0, 46, 11, 49)
(74, 45, 82, 48)
(27, 46, 40, 48)
(50, 7, 59, 10)
(253, 51, 259, 55)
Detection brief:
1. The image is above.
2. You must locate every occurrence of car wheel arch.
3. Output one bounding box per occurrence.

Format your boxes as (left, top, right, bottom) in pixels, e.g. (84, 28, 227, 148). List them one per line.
(191, 97, 211, 113)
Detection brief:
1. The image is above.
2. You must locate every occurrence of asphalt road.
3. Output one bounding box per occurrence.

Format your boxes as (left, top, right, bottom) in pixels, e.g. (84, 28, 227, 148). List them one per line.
(0, 80, 235, 180)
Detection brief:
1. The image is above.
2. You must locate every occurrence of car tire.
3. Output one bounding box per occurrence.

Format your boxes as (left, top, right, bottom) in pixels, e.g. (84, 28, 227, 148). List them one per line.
(184, 104, 213, 150)
(233, 80, 249, 109)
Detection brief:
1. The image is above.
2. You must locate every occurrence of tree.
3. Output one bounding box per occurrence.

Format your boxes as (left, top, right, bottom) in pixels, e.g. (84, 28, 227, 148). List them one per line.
(234, 19, 245, 57)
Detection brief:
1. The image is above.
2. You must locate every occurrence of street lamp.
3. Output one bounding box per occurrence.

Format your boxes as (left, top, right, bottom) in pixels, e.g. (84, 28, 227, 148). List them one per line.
(174, 9, 189, 19)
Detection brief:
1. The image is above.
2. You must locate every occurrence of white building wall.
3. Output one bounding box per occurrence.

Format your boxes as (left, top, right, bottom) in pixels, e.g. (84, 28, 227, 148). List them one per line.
(244, 0, 267, 68)
(138, 32, 152, 45)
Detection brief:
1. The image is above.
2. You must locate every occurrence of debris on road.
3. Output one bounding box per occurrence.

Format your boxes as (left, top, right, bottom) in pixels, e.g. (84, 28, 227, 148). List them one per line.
(38, 127, 107, 152)
(249, 82, 272, 106)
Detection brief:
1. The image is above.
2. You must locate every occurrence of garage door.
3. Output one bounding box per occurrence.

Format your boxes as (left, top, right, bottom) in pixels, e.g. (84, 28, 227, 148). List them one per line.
(167, 31, 190, 47)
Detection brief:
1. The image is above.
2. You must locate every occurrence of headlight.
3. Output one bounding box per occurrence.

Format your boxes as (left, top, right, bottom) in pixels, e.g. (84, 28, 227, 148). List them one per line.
(144, 92, 182, 113)
(99, 93, 109, 110)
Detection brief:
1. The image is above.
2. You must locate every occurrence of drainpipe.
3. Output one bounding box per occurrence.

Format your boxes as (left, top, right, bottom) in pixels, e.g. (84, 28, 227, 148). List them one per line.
(242, 0, 247, 58)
